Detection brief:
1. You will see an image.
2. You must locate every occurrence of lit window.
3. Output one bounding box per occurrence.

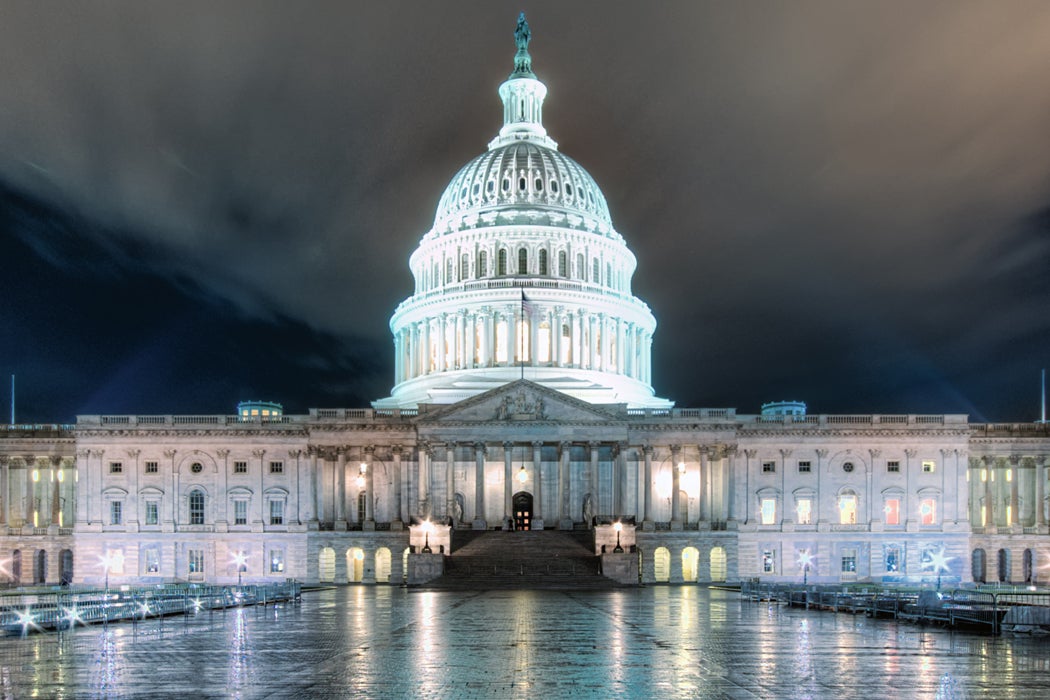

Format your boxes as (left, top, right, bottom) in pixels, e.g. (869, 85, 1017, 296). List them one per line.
(188, 549, 205, 574)
(920, 498, 937, 525)
(796, 498, 812, 525)
(887, 460, 900, 473)
(839, 494, 857, 524)
(145, 461, 158, 474)
(269, 500, 284, 526)
(144, 547, 160, 574)
(885, 546, 901, 573)
(110, 501, 122, 525)
(109, 462, 123, 474)
(922, 460, 936, 473)
(762, 461, 776, 473)
(234, 500, 248, 526)
(270, 550, 285, 574)
(760, 498, 777, 525)
(189, 490, 205, 525)
(145, 501, 159, 525)
(798, 461, 811, 473)
(842, 549, 857, 573)
(762, 549, 776, 573)
(884, 498, 900, 526)
(269, 461, 283, 474)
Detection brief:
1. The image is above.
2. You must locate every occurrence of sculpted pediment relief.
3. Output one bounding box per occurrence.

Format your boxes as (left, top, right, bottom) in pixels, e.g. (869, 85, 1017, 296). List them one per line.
(419, 380, 624, 424)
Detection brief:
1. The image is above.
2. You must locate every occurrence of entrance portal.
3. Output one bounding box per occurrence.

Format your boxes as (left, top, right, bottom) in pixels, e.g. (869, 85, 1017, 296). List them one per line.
(513, 492, 533, 531)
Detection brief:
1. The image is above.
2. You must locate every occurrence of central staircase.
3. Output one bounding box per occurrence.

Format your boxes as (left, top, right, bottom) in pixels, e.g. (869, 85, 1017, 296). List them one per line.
(421, 530, 622, 590)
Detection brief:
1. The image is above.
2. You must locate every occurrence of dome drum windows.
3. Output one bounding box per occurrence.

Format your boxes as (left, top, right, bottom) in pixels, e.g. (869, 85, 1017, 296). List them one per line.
(538, 250, 548, 276)
(518, 248, 528, 275)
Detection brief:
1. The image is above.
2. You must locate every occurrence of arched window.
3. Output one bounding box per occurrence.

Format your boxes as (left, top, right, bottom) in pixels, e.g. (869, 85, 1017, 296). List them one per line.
(189, 489, 205, 525)
(538, 250, 548, 275)
(592, 259, 600, 284)
(576, 253, 585, 280)
(460, 254, 469, 281)
(477, 250, 488, 277)
(838, 489, 858, 525)
(518, 248, 528, 275)
(497, 249, 507, 276)
(558, 251, 567, 277)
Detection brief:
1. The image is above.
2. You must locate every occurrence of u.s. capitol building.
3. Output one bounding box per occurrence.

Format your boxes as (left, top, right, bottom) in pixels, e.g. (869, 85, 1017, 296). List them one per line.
(2, 16, 1048, 589)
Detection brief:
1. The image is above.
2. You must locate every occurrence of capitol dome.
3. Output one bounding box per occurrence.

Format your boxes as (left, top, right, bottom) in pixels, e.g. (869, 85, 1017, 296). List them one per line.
(374, 15, 671, 410)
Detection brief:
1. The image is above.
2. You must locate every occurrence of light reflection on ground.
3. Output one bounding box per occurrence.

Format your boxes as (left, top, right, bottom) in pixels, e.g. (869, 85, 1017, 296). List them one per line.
(0, 587, 1045, 698)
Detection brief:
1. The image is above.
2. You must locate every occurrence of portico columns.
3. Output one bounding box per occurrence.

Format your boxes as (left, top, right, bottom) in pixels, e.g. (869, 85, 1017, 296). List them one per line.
(23, 456, 35, 526)
(558, 441, 571, 526)
(418, 445, 431, 518)
(983, 456, 995, 528)
(532, 441, 543, 527)
(642, 445, 653, 523)
(308, 448, 319, 523)
(1037, 456, 1047, 528)
(589, 442, 599, 512)
(503, 441, 513, 521)
(446, 443, 456, 520)
(391, 446, 403, 525)
(1009, 455, 1020, 527)
(364, 446, 375, 524)
(670, 445, 682, 524)
(474, 442, 486, 527)
(335, 447, 347, 526)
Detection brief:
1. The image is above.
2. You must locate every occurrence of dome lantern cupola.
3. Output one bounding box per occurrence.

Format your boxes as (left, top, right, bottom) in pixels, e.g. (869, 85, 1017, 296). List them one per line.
(489, 13, 557, 151)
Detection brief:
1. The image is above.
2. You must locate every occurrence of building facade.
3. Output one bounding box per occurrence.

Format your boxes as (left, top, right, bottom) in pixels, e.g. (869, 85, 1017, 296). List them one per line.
(2, 16, 1048, 589)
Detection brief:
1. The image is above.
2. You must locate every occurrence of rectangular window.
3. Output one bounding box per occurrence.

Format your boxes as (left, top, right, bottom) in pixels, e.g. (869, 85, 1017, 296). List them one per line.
(234, 500, 248, 525)
(144, 547, 160, 574)
(838, 495, 857, 524)
(269, 461, 283, 474)
(920, 498, 937, 525)
(885, 546, 901, 573)
(188, 549, 205, 574)
(144, 461, 158, 474)
(233, 461, 248, 474)
(922, 460, 936, 473)
(884, 498, 900, 525)
(109, 462, 123, 474)
(189, 491, 205, 525)
(269, 500, 284, 525)
(887, 460, 900, 473)
(762, 549, 776, 574)
(270, 550, 285, 574)
(145, 501, 159, 525)
(762, 461, 776, 473)
(842, 549, 857, 573)
(110, 501, 122, 525)
(796, 498, 812, 525)
(760, 498, 776, 525)
(797, 461, 811, 473)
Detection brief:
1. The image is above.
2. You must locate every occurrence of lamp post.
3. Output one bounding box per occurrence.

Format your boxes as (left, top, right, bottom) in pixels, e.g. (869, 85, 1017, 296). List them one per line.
(613, 521, 624, 553)
(798, 550, 813, 586)
(233, 551, 248, 586)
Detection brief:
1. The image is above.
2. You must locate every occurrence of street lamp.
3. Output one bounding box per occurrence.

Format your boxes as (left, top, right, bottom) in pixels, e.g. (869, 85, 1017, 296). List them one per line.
(613, 521, 624, 553)
(927, 548, 952, 591)
(797, 550, 814, 585)
(233, 551, 248, 586)
(422, 520, 433, 554)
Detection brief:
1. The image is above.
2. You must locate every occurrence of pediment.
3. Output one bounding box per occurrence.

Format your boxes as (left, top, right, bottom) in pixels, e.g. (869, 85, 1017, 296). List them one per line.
(417, 380, 626, 425)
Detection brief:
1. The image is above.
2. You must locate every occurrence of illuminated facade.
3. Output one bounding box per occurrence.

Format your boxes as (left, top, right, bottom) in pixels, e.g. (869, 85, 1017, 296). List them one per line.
(1, 16, 1048, 589)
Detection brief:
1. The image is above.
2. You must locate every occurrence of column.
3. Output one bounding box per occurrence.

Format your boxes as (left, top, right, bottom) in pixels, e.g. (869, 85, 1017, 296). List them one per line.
(983, 456, 994, 528)
(553, 309, 563, 367)
(726, 445, 738, 522)
(557, 441, 570, 524)
(699, 446, 710, 522)
(50, 457, 62, 527)
(308, 448, 319, 523)
(613, 442, 624, 516)
(600, 314, 612, 371)
(455, 312, 464, 368)
(418, 444, 430, 518)
(163, 449, 176, 527)
(474, 443, 486, 527)
(529, 305, 538, 366)
(422, 318, 431, 375)
(670, 445, 682, 524)
(391, 446, 403, 525)
(643, 445, 653, 523)
(364, 446, 375, 524)
(0, 456, 7, 527)
(216, 449, 230, 525)
(432, 442, 447, 518)
(503, 441, 513, 522)
(1009, 455, 1020, 528)
(589, 442, 600, 513)
(253, 449, 266, 525)
(532, 441, 543, 526)
(588, 314, 598, 370)
(446, 443, 456, 520)
(24, 456, 35, 526)
(1036, 456, 1047, 528)
(335, 447, 347, 525)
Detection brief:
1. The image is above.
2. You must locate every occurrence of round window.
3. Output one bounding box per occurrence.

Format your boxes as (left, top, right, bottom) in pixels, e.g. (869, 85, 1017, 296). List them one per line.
(191, 462, 203, 474)
(843, 462, 854, 473)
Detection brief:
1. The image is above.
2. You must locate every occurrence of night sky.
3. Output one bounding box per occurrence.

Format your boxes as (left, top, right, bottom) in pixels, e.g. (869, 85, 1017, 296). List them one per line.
(2, 2, 1049, 423)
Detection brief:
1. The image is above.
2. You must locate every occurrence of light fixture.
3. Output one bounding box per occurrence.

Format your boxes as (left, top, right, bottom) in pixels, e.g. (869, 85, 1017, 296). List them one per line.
(677, 461, 685, 473)
(517, 465, 527, 484)
(356, 474, 366, 488)
(613, 521, 624, 553)
(360, 462, 367, 473)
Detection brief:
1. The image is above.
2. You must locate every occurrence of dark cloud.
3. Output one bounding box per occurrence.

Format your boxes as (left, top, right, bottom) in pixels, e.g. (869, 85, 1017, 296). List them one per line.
(1, 2, 1049, 421)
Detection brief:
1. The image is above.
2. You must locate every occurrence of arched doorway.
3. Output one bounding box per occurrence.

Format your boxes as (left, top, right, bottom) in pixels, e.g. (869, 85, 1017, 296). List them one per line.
(59, 549, 74, 585)
(34, 550, 47, 584)
(318, 547, 336, 583)
(972, 548, 986, 583)
(710, 546, 727, 583)
(1023, 549, 1035, 583)
(513, 492, 533, 531)
(997, 548, 1010, 583)
(347, 547, 365, 582)
(375, 548, 392, 583)
(682, 547, 699, 582)
(654, 547, 670, 582)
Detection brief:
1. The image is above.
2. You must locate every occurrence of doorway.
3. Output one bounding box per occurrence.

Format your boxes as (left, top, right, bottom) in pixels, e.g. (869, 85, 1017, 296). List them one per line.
(513, 492, 533, 531)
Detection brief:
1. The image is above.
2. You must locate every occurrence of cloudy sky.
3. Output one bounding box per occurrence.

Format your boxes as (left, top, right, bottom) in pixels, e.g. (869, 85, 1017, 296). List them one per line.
(2, 1, 1049, 422)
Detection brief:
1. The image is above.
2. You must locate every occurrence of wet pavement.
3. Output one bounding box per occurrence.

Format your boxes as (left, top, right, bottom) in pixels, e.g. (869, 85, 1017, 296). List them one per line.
(0, 586, 1046, 698)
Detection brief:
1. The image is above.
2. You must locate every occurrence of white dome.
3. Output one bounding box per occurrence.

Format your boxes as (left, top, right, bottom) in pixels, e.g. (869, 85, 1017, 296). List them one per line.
(434, 142, 612, 234)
